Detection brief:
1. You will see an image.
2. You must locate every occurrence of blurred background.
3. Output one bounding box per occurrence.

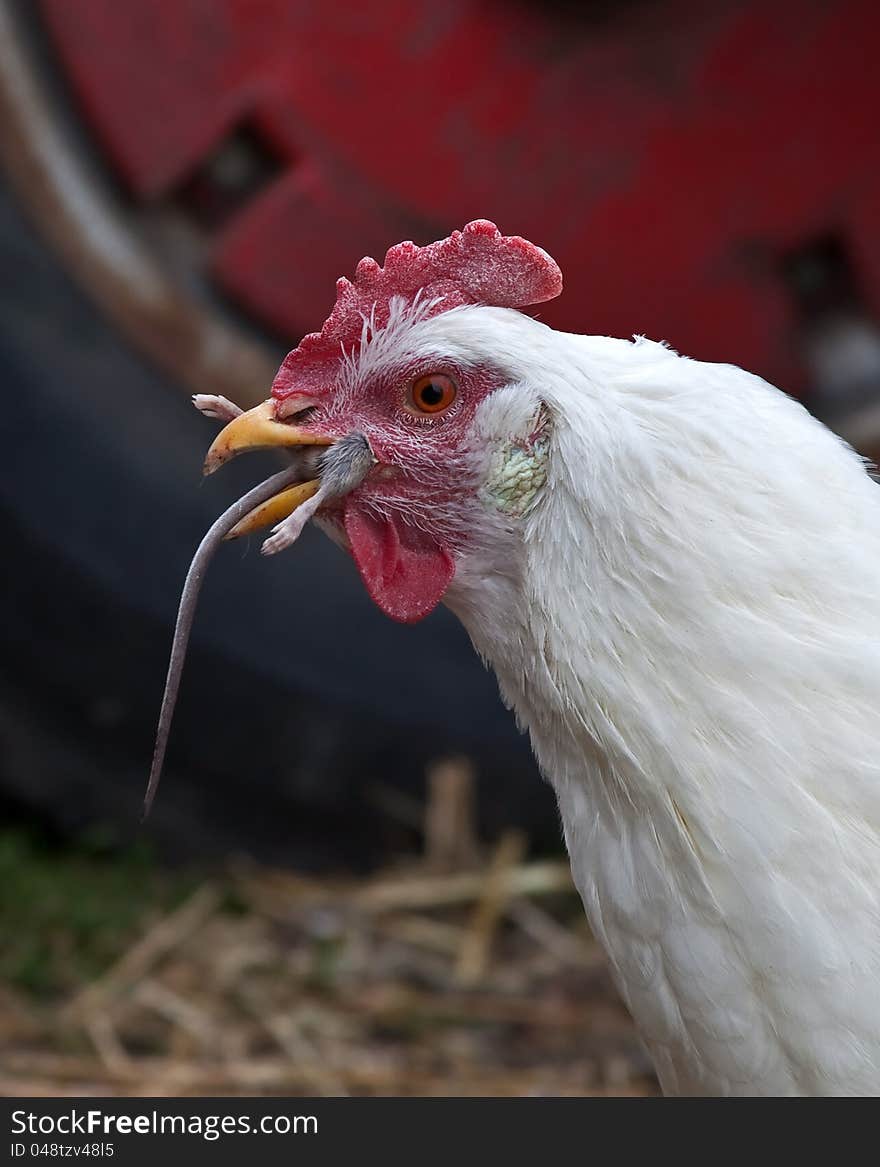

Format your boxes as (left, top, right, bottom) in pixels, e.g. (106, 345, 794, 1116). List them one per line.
(0, 0, 877, 1096)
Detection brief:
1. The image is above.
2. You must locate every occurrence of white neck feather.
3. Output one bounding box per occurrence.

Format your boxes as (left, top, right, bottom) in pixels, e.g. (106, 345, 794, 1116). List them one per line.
(440, 314, 880, 1094)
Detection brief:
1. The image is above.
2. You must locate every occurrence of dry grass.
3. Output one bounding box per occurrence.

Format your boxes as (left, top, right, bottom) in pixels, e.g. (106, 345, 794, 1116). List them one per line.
(1, 763, 657, 1097)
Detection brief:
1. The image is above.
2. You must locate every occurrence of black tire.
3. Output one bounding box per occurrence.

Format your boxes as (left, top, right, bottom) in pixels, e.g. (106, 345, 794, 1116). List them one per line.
(0, 179, 556, 867)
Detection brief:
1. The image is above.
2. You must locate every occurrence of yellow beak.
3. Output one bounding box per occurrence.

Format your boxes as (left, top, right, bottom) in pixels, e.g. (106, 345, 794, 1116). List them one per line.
(205, 398, 333, 537)
(224, 480, 321, 540)
(203, 398, 333, 475)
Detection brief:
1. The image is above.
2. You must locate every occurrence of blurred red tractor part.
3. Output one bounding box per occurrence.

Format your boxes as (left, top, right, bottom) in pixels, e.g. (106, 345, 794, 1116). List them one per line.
(17, 1, 880, 453)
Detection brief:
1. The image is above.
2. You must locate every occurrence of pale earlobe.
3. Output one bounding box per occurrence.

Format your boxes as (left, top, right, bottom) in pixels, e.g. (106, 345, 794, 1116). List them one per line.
(480, 401, 551, 518)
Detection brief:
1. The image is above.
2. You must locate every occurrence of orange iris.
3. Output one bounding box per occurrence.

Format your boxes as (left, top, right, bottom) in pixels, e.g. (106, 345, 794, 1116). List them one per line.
(409, 373, 458, 415)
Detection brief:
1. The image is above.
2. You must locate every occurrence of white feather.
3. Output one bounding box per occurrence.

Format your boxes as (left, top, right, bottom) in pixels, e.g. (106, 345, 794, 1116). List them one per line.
(356, 303, 880, 1095)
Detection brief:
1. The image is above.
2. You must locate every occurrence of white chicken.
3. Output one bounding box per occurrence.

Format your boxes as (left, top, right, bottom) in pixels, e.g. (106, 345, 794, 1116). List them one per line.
(192, 220, 880, 1095)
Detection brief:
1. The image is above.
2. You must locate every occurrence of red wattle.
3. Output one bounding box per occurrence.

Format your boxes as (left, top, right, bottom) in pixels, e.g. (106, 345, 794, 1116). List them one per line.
(344, 506, 455, 624)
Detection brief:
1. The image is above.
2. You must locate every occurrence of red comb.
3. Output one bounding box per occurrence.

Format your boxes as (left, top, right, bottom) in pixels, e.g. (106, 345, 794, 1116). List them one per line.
(271, 220, 562, 398)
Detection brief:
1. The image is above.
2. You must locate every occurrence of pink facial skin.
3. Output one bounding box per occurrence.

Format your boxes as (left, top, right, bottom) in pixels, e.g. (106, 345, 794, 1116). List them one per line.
(281, 361, 508, 623)
(266, 220, 563, 622)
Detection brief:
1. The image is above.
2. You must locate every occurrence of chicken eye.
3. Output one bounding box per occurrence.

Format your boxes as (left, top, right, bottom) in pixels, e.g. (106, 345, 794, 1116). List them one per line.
(408, 373, 458, 415)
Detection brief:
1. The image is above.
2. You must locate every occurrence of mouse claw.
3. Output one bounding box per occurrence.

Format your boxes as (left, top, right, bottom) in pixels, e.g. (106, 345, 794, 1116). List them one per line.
(259, 492, 324, 555)
(193, 394, 244, 421)
(260, 527, 297, 556)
